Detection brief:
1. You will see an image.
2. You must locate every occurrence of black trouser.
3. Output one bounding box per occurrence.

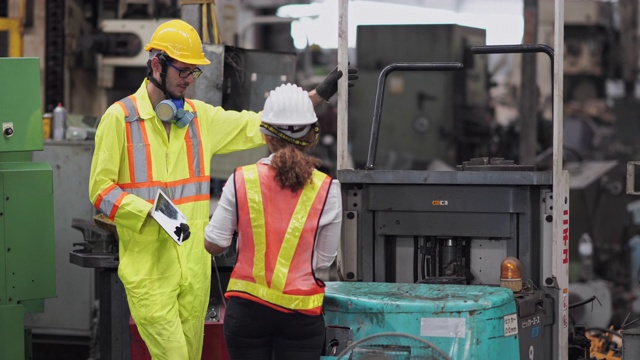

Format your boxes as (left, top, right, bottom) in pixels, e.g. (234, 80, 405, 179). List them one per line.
(223, 296, 325, 360)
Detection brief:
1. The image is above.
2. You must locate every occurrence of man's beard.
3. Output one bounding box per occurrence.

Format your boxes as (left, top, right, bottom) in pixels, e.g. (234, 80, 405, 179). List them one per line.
(167, 89, 182, 99)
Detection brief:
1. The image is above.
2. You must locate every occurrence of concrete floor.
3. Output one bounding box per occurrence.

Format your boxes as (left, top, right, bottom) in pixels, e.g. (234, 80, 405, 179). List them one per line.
(32, 336, 91, 360)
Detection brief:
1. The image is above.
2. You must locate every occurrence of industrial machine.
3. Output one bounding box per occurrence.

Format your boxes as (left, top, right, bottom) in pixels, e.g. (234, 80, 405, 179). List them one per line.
(348, 24, 490, 170)
(22, 0, 640, 358)
(0, 57, 57, 359)
(323, 3, 640, 348)
(320, 37, 571, 358)
(324, 7, 589, 352)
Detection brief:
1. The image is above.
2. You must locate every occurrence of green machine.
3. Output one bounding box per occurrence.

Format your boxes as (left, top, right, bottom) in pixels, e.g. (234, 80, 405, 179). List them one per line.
(0, 57, 56, 359)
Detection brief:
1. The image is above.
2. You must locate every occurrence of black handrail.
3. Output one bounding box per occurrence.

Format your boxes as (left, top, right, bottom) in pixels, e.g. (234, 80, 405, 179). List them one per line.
(470, 44, 553, 60)
(470, 44, 555, 114)
(366, 62, 464, 170)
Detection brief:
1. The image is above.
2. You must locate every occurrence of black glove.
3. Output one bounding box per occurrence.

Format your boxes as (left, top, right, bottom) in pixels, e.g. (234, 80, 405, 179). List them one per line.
(315, 65, 359, 101)
(174, 223, 191, 242)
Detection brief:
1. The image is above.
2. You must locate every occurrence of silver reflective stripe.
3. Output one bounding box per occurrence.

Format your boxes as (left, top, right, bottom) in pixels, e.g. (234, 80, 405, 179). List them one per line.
(187, 122, 202, 176)
(115, 98, 208, 205)
(128, 121, 149, 183)
(124, 180, 209, 203)
(119, 96, 140, 123)
(119, 96, 150, 183)
(126, 186, 162, 202)
(186, 109, 202, 176)
(100, 187, 125, 217)
(168, 180, 209, 199)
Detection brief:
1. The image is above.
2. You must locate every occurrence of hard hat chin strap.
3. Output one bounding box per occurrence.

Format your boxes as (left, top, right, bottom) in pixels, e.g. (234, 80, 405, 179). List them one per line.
(146, 53, 172, 100)
(260, 123, 319, 146)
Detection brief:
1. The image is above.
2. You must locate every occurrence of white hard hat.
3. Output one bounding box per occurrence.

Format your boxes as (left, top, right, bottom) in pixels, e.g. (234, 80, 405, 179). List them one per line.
(261, 83, 317, 127)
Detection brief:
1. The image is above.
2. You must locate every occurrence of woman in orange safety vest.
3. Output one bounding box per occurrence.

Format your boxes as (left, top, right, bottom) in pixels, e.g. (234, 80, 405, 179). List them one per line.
(205, 83, 342, 360)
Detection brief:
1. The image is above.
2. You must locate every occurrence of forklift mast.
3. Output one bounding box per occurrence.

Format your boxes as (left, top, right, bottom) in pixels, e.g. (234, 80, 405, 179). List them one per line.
(325, 1, 569, 359)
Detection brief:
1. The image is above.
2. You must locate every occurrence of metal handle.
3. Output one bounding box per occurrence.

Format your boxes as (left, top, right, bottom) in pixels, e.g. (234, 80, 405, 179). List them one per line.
(470, 44, 553, 59)
(470, 44, 555, 116)
(366, 62, 464, 170)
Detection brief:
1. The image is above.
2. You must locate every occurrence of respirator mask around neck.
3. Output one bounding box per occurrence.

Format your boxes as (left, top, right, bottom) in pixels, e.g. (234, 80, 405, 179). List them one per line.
(155, 97, 194, 128)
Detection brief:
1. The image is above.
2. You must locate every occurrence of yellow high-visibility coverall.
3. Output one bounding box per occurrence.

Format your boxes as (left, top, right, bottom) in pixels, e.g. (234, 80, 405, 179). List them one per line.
(89, 80, 264, 359)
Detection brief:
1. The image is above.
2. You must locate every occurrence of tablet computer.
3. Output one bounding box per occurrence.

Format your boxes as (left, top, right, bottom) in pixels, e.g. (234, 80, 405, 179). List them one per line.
(151, 189, 188, 245)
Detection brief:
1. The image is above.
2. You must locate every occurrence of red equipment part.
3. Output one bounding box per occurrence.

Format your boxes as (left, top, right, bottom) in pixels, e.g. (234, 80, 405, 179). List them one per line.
(129, 305, 229, 360)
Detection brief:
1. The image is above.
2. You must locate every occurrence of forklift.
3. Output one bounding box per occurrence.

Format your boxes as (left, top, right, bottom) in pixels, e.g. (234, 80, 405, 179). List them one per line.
(319, 1, 573, 359)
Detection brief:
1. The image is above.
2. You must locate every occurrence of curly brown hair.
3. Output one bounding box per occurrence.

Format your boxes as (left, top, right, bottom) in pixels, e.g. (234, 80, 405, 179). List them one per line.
(268, 127, 322, 192)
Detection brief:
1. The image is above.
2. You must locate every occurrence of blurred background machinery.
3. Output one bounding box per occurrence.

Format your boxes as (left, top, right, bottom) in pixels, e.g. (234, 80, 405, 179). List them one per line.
(189, 44, 298, 182)
(6, 0, 640, 358)
(0, 57, 56, 360)
(348, 24, 489, 170)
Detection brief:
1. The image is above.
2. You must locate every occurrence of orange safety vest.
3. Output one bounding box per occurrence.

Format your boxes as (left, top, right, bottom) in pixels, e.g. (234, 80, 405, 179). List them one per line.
(94, 95, 210, 218)
(227, 163, 332, 316)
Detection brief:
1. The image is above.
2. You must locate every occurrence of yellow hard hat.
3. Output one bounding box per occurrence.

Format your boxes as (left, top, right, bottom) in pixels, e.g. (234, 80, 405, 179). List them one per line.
(144, 19, 210, 65)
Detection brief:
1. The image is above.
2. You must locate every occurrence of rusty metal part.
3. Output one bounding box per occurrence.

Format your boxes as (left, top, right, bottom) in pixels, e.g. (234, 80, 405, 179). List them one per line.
(587, 326, 622, 360)
(93, 213, 117, 238)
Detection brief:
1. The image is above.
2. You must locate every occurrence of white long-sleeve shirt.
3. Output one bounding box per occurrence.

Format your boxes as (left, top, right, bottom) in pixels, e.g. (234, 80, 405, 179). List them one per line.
(205, 156, 342, 271)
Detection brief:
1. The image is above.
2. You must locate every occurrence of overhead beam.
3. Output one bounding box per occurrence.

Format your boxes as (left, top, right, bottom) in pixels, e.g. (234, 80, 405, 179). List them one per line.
(361, 0, 462, 12)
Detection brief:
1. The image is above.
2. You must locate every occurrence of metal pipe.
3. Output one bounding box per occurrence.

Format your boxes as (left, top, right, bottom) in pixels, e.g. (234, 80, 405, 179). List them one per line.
(520, 0, 540, 166)
(337, 0, 349, 170)
(469, 44, 553, 59)
(470, 44, 554, 104)
(470, 44, 554, 166)
(551, 2, 568, 359)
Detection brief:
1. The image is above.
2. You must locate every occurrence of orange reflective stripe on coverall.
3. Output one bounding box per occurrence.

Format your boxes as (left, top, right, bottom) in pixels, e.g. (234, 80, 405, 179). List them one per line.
(88, 80, 264, 359)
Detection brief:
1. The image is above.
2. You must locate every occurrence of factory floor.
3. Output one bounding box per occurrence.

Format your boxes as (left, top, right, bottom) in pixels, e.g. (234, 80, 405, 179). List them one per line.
(33, 343, 90, 360)
(32, 335, 91, 360)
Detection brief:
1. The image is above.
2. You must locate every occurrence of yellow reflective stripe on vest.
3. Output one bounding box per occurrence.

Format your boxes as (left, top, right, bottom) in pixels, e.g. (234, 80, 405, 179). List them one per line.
(271, 170, 326, 292)
(227, 278, 325, 310)
(243, 165, 268, 286)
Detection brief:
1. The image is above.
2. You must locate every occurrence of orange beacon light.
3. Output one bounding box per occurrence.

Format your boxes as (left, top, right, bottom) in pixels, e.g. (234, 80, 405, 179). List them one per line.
(500, 257, 523, 292)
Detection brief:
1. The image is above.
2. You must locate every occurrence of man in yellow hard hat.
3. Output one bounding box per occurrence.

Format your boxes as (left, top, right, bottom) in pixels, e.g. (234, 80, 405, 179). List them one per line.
(88, 19, 357, 360)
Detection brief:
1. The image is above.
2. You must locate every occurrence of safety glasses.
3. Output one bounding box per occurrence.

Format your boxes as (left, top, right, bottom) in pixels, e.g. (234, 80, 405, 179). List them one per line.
(167, 61, 203, 79)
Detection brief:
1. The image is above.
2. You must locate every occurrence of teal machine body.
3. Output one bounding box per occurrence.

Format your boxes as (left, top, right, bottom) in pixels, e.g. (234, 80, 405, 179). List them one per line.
(322, 282, 521, 359)
(0, 57, 57, 359)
